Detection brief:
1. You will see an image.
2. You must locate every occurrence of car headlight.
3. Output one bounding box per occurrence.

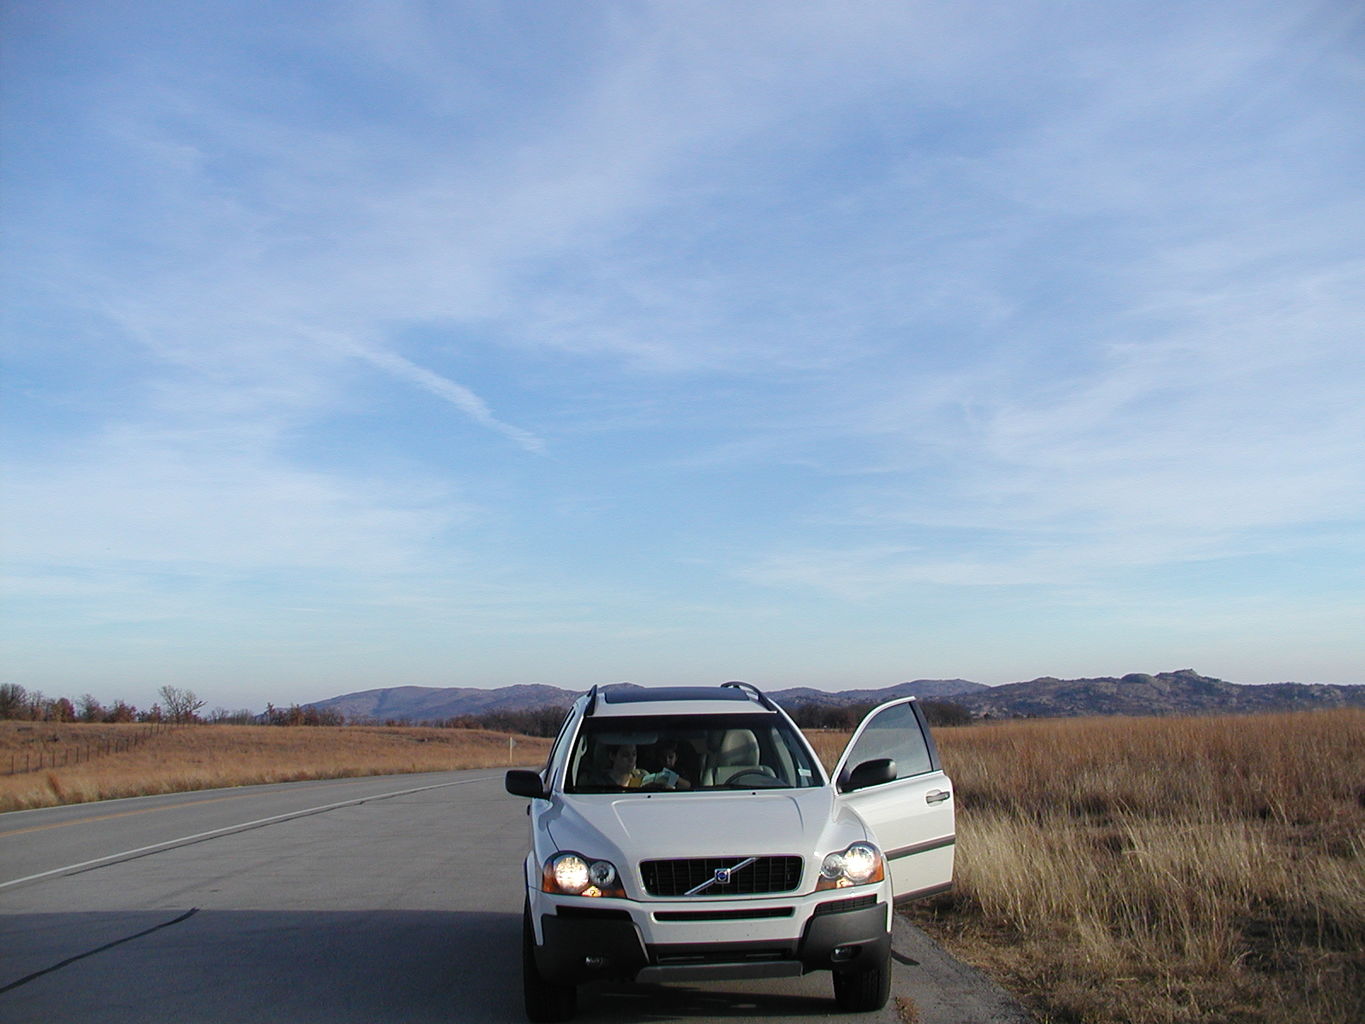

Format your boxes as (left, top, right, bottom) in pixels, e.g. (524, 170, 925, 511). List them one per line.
(817, 842, 885, 890)
(541, 852, 626, 898)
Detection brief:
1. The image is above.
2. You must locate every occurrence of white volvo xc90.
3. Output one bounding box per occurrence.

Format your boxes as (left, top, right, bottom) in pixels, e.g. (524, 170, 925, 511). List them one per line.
(505, 682, 955, 1021)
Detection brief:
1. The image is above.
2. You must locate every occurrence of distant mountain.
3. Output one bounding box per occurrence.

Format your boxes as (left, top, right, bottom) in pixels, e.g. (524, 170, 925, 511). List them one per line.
(309, 678, 988, 723)
(768, 680, 989, 707)
(307, 671, 1362, 723)
(948, 669, 1365, 719)
(311, 684, 580, 722)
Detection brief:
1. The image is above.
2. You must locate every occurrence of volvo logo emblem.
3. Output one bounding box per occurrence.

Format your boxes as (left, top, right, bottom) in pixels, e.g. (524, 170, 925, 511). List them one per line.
(684, 856, 758, 896)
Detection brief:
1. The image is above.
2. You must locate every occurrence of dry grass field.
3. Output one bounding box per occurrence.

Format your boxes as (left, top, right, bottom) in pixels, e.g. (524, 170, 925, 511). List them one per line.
(0, 721, 552, 812)
(5, 711, 1360, 1023)
(895, 711, 1365, 1024)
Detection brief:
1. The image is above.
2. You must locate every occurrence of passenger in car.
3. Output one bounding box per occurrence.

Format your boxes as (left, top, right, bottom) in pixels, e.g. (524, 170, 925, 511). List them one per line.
(643, 741, 692, 790)
(589, 743, 646, 788)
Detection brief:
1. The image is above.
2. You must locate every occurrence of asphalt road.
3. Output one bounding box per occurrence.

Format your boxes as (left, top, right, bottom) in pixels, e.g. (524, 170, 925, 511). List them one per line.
(0, 770, 1034, 1023)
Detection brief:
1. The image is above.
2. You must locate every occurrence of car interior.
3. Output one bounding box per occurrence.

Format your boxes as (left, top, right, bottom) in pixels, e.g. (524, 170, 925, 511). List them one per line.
(567, 715, 818, 792)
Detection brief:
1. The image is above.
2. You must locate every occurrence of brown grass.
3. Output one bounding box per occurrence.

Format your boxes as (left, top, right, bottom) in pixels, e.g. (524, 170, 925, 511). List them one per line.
(0, 722, 552, 812)
(894, 994, 922, 1023)
(6, 710, 1362, 1023)
(805, 728, 853, 772)
(899, 711, 1365, 1024)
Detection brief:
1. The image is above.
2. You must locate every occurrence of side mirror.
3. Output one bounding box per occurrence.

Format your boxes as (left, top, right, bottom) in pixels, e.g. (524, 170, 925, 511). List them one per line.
(505, 769, 547, 800)
(843, 758, 896, 793)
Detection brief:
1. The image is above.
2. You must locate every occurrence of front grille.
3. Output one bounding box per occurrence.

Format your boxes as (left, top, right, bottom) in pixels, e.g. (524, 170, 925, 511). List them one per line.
(555, 905, 633, 921)
(654, 907, 795, 922)
(654, 946, 793, 966)
(640, 856, 803, 897)
(813, 893, 877, 916)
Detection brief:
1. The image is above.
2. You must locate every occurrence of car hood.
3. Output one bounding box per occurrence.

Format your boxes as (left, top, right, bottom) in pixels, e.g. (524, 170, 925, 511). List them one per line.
(544, 787, 868, 871)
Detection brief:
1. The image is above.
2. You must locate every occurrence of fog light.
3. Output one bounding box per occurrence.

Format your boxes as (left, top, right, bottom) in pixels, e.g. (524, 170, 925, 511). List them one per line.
(584, 955, 609, 969)
(831, 945, 857, 962)
(589, 861, 617, 887)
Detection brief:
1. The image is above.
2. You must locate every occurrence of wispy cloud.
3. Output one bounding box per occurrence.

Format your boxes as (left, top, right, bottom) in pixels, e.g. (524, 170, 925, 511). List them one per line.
(326, 334, 546, 454)
(3, 1, 1361, 700)
(2, 422, 469, 574)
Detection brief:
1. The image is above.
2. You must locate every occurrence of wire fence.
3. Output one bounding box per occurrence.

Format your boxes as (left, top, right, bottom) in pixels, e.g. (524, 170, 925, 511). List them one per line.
(3, 722, 173, 776)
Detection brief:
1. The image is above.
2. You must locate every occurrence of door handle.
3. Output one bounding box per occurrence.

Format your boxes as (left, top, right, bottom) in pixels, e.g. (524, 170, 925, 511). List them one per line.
(925, 789, 951, 805)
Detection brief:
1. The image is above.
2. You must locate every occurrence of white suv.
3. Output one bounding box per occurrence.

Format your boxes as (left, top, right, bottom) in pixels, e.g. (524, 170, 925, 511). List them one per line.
(505, 683, 955, 1021)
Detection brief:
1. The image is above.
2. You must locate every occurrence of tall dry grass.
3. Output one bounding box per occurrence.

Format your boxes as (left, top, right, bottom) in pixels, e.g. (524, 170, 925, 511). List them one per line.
(6, 711, 1361, 1023)
(903, 711, 1365, 1024)
(0, 722, 552, 812)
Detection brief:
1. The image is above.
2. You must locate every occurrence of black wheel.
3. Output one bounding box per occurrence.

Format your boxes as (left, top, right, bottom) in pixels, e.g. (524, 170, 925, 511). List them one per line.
(831, 942, 891, 1013)
(522, 901, 576, 1022)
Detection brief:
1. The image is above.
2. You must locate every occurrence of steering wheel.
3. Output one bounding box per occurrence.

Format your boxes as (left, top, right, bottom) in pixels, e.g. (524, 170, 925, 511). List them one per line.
(724, 770, 782, 788)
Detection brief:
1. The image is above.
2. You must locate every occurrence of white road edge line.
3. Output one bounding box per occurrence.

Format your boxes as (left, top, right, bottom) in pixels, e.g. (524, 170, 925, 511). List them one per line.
(0, 775, 496, 892)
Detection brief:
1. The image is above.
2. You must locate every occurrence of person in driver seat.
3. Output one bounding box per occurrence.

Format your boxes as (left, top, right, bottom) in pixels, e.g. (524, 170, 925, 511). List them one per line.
(588, 743, 646, 788)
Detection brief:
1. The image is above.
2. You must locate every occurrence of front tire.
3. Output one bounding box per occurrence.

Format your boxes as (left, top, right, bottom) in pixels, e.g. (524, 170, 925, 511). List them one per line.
(831, 941, 891, 1013)
(522, 900, 576, 1022)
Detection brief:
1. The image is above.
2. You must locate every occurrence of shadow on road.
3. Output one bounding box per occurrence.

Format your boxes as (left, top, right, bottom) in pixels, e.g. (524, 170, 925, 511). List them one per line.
(1, 907, 852, 1023)
(2, 908, 520, 1023)
(583, 983, 840, 1020)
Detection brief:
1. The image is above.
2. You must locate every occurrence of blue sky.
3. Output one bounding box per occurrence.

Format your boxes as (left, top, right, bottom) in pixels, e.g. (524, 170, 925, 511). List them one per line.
(3, 1, 1362, 713)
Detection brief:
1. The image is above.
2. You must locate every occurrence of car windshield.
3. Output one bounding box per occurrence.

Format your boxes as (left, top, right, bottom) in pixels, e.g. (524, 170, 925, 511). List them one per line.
(565, 713, 823, 793)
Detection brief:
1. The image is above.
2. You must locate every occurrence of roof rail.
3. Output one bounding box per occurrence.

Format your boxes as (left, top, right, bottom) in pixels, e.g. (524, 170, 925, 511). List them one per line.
(720, 680, 775, 711)
(584, 684, 599, 717)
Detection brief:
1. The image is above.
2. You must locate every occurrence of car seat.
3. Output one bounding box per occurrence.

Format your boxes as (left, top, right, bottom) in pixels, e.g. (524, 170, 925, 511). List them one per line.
(703, 729, 774, 786)
(574, 739, 610, 788)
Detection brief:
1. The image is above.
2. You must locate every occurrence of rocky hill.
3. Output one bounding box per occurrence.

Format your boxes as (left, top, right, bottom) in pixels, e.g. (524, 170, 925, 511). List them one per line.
(768, 679, 988, 707)
(310, 683, 580, 722)
(949, 670, 1364, 719)
(307, 671, 1361, 723)
(309, 678, 987, 722)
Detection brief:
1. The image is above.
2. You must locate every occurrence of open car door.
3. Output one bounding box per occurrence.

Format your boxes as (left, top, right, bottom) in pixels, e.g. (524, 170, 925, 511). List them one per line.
(831, 697, 955, 902)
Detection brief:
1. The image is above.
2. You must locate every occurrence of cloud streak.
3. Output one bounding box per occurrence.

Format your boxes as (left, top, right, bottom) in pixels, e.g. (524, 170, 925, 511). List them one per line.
(3, 1, 1361, 703)
(331, 335, 547, 454)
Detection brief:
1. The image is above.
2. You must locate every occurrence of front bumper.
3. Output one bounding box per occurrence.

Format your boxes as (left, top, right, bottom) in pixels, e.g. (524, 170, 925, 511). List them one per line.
(531, 892, 890, 986)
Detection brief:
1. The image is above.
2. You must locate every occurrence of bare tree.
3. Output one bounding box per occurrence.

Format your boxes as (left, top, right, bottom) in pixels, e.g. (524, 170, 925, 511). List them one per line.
(208, 707, 255, 725)
(157, 686, 206, 724)
(0, 683, 27, 719)
(78, 693, 104, 723)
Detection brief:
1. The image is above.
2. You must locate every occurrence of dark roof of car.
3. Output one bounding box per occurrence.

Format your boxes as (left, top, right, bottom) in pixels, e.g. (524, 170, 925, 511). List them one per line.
(584, 683, 780, 718)
(600, 685, 753, 705)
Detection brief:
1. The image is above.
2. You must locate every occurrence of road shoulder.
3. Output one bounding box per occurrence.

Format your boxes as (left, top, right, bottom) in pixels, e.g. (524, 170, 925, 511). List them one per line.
(890, 912, 1037, 1023)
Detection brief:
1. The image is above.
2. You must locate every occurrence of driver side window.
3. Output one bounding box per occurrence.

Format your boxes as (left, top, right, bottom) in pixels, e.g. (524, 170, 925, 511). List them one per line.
(844, 702, 932, 781)
(543, 711, 577, 781)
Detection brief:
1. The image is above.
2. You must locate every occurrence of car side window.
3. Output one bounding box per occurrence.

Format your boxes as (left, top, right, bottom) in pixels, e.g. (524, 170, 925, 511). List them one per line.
(543, 710, 577, 782)
(843, 701, 932, 781)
